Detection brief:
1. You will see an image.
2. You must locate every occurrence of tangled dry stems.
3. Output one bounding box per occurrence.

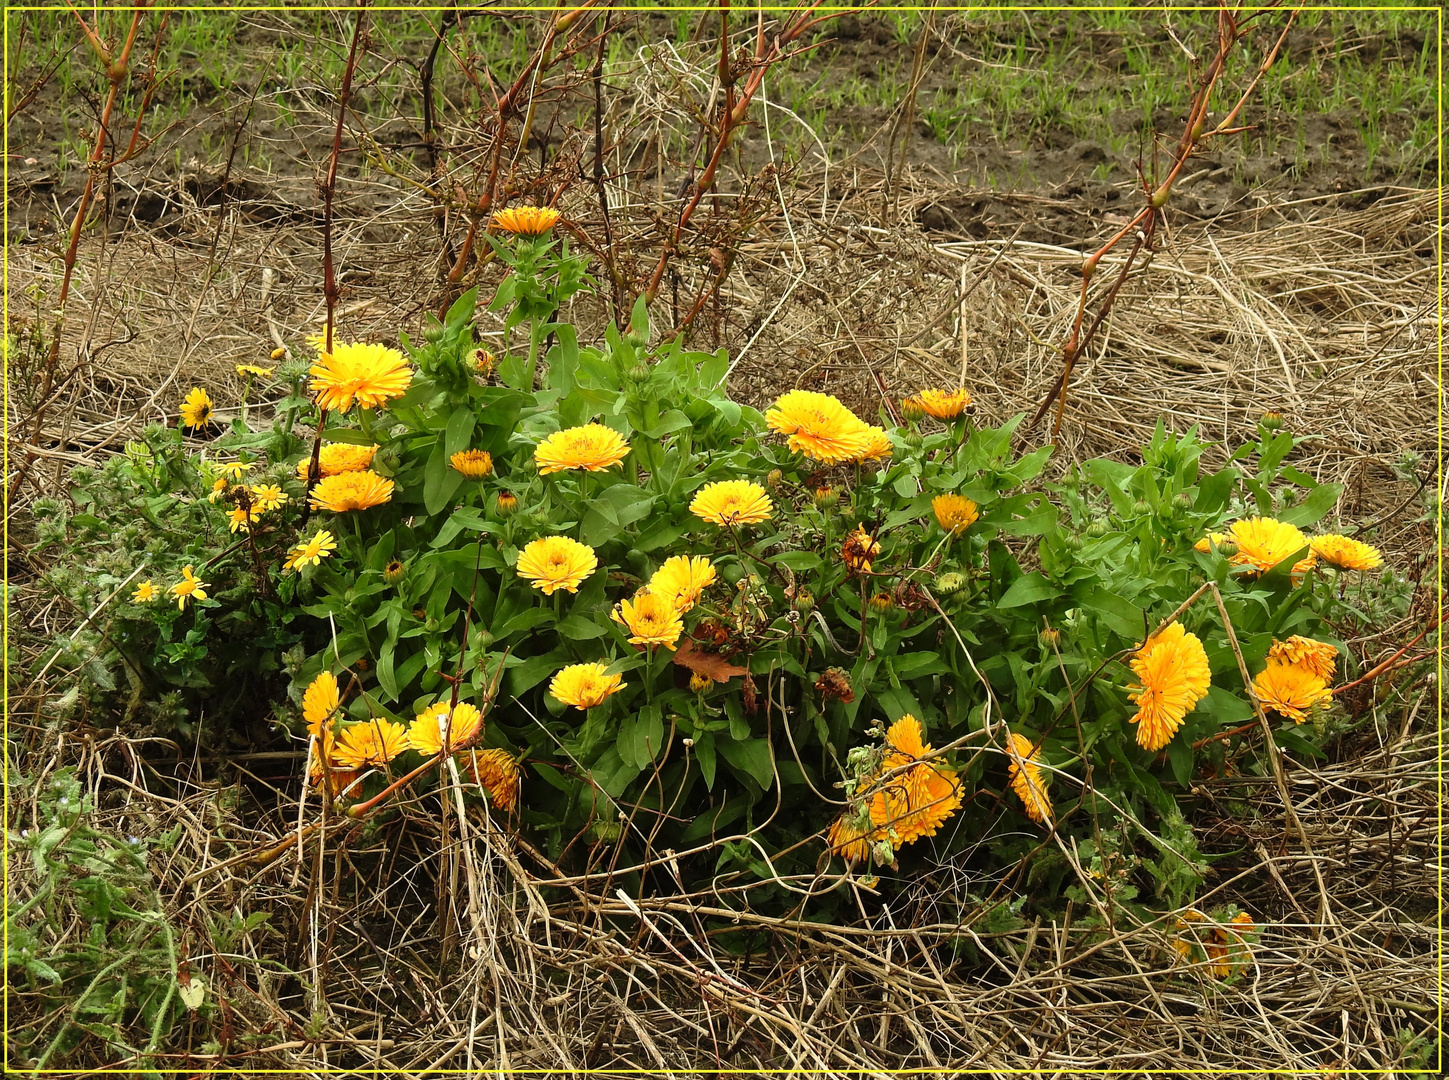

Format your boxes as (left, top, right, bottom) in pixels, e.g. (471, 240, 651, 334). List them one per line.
(6, 18, 1438, 1075)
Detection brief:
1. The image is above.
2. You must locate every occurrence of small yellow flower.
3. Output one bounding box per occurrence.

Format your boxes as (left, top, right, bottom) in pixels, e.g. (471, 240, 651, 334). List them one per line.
(1126, 621, 1211, 751)
(333, 719, 410, 769)
(491, 205, 562, 235)
(235, 364, 274, 378)
(869, 592, 894, 612)
(1252, 660, 1332, 724)
(689, 480, 773, 527)
(130, 580, 158, 603)
(1267, 636, 1338, 683)
(227, 506, 253, 534)
(516, 535, 598, 595)
(764, 389, 873, 464)
(409, 701, 483, 756)
(248, 484, 288, 513)
(648, 555, 716, 613)
(689, 672, 712, 694)
(1193, 531, 1227, 553)
(297, 443, 379, 482)
(932, 493, 979, 534)
(450, 449, 494, 479)
(284, 529, 338, 571)
(208, 476, 230, 503)
(915, 388, 971, 420)
(179, 387, 213, 429)
(611, 587, 685, 651)
(309, 341, 413, 412)
(217, 461, 254, 480)
(549, 661, 625, 709)
(534, 424, 630, 474)
(169, 565, 209, 610)
(1309, 534, 1383, 571)
(303, 671, 340, 736)
(495, 491, 519, 517)
(1005, 732, 1052, 824)
(309, 471, 394, 512)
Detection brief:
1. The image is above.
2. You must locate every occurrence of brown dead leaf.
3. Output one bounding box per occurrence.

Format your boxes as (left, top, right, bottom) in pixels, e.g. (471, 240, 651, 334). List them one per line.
(672, 638, 747, 683)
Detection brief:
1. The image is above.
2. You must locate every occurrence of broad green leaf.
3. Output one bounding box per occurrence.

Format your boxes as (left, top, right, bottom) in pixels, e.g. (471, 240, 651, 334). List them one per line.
(422, 439, 464, 516)
(718, 736, 774, 790)
(1275, 484, 1343, 527)
(998, 572, 1060, 609)
(773, 551, 822, 572)
(694, 731, 717, 790)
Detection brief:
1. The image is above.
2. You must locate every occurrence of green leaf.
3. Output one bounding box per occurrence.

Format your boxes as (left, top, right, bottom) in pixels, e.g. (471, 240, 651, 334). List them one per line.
(1275, 484, 1343, 527)
(580, 486, 655, 547)
(694, 731, 717, 790)
(554, 614, 608, 640)
(422, 438, 464, 516)
(443, 405, 475, 458)
(507, 650, 567, 696)
(641, 409, 692, 439)
(1073, 585, 1145, 640)
(1166, 735, 1193, 788)
(591, 746, 645, 798)
(773, 551, 822, 572)
(718, 736, 774, 790)
(998, 572, 1060, 609)
(619, 704, 665, 768)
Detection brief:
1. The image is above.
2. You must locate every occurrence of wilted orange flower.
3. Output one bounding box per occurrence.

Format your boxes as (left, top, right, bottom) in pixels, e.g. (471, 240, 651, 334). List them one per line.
(309, 470, 394, 512)
(827, 810, 876, 865)
(1267, 636, 1338, 682)
(307, 731, 361, 796)
(491, 205, 561, 235)
(915, 388, 971, 419)
(1126, 621, 1211, 751)
(868, 715, 963, 847)
(466, 748, 521, 812)
(309, 342, 413, 412)
(840, 524, 881, 574)
(302, 671, 340, 736)
(648, 555, 716, 613)
(1252, 660, 1332, 724)
(516, 535, 598, 595)
(1309, 534, 1383, 571)
(1005, 732, 1052, 824)
(1228, 517, 1314, 575)
(549, 662, 625, 709)
(690, 480, 773, 526)
(297, 443, 379, 482)
(333, 718, 410, 769)
(612, 588, 685, 650)
(450, 449, 493, 479)
(535, 423, 630, 474)
(932, 493, 979, 534)
(814, 667, 855, 704)
(764, 390, 873, 463)
(409, 701, 483, 756)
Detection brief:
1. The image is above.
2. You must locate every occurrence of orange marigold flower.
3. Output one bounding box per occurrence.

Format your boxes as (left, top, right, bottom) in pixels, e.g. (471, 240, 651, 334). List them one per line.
(690, 480, 773, 526)
(450, 449, 494, 479)
(491, 205, 561, 235)
(1309, 533, 1383, 571)
(302, 671, 340, 736)
(307, 731, 362, 796)
(549, 661, 626, 709)
(932, 493, 979, 534)
(1252, 659, 1332, 724)
(309, 470, 394, 512)
(1228, 517, 1314, 575)
(1005, 732, 1052, 824)
(516, 535, 598, 595)
(612, 587, 685, 650)
(409, 701, 484, 757)
(764, 389, 873, 463)
(867, 715, 963, 847)
(1126, 621, 1211, 751)
(309, 342, 413, 412)
(648, 555, 717, 613)
(332, 719, 410, 769)
(535, 423, 630, 474)
(827, 810, 876, 865)
(1267, 636, 1338, 682)
(851, 425, 894, 462)
(466, 748, 521, 812)
(297, 443, 379, 482)
(915, 388, 971, 420)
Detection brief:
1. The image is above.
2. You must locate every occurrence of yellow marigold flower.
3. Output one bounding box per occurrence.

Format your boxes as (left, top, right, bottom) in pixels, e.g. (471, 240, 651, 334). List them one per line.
(1194, 531, 1227, 553)
(179, 387, 213, 428)
(648, 555, 716, 613)
(827, 811, 875, 865)
(1126, 621, 1211, 751)
(1309, 534, 1383, 571)
(852, 425, 894, 462)
(1268, 636, 1338, 682)
(495, 491, 519, 517)
(409, 701, 483, 756)
(235, 364, 274, 377)
(1252, 659, 1332, 724)
(450, 449, 493, 479)
(689, 672, 712, 694)
(764, 389, 873, 463)
(208, 476, 230, 503)
(612, 587, 685, 650)
(307, 731, 361, 796)
(840, 524, 881, 574)
(932, 493, 979, 534)
(915, 388, 971, 420)
(1228, 517, 1314, 575)
(309, 341, 413, 412)
(690, 480, 773, 527)
(516, 535, 598, 595)
(248, 484, 288, 513)
(491, 205, 561, 235)
(297, 443, 379, 482)
(284, 529, 338, 571)
(217, 461, 253, 480)
(333, 719, 410, 769)
(303, 671, 340, 736)
(534, 423, 630, 474)
(1005, 732, 1052, 824)
(169, 565, 209, 610)
(131, 580, 158, 603)
(309, 471, 394, 512)
(867, 715, 963, 847)
(869, 592, 894, 612)
(466, 748, 521, 812)
(549, 661, 625, 709)
(900, 395, 926, 421)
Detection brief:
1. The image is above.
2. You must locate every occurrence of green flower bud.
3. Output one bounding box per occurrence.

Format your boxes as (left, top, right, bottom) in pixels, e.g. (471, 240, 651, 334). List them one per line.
(1172, 492, 1193, 510)
(1259, 411, 1285, 431)
(1085, 519, 1109, 538)
(494, 491, 519, 518)
(935, 571, 966, 596)
(1131, 499, 1151, 517)
(794, 589, 816, 613)
(766, 468, 783, 490)
(814, 485, 840, 509)
(625, 362, 651, 385)
(1063, 532, 1085, 552)
(384, 558, 406, 584)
